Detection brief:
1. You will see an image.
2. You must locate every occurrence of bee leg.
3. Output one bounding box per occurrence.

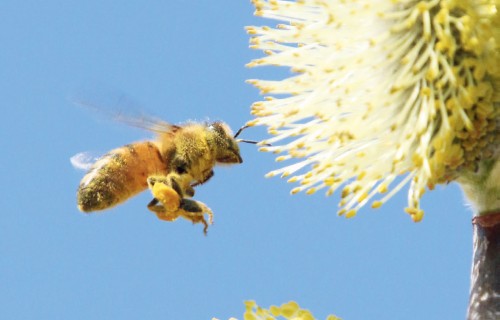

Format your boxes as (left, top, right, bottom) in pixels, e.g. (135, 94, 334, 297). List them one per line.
(147, 175, 173, 191)
(147, 197, 159, 209)
(146, 196, 214, 235)
(147, 174, 212, 234)
(146, 197, 180, 222)
(147, 182, 182, 217)
(148, 174, 186, 197)
(177, 199, 214, 235)
(184, 185, 195, 197)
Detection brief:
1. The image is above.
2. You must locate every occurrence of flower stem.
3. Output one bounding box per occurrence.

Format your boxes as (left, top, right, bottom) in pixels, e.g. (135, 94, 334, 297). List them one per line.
(467, 213, 500, 320)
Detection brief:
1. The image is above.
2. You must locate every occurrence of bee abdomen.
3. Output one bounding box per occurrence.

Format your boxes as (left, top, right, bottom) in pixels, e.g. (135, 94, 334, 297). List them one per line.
(78, 187, 117, 212)
(76, 142, 167, 212)
(77, 165, 130, 212)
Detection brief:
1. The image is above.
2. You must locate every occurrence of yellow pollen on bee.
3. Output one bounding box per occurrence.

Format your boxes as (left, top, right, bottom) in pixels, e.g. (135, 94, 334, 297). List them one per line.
(152, 183, 180, 212)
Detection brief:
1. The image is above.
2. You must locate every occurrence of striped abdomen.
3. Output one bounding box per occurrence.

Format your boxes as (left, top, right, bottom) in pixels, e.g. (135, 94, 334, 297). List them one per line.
(77, 141, 168, 212)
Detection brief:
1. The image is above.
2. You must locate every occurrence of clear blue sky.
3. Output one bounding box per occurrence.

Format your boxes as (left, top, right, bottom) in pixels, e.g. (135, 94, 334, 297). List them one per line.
(0, 1, 472, 319)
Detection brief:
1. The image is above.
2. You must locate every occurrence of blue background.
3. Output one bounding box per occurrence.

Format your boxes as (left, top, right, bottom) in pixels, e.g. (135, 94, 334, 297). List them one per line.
(0, 1, 472, 319)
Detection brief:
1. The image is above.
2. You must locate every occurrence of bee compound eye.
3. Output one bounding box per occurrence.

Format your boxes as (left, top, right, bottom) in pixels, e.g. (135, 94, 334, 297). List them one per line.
(175, 164, 187, 174)
(172, 159, 189, 174)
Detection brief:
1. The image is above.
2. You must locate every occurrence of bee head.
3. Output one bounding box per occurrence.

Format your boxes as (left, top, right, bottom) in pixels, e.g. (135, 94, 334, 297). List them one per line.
(208, 121, 243, 164)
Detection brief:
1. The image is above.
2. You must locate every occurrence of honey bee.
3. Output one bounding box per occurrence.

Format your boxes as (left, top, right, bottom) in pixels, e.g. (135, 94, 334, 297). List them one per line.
(74, 119, 257, 234)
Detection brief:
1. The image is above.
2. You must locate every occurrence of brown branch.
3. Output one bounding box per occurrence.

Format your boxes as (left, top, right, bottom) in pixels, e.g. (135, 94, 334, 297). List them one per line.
(467, 213, 500, 320)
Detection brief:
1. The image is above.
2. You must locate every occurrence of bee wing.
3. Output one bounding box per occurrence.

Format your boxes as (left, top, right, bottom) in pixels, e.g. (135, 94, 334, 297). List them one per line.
(70, 89, 179, 135)
(70, 152, 102, 171)
(111, 111, 180, 135)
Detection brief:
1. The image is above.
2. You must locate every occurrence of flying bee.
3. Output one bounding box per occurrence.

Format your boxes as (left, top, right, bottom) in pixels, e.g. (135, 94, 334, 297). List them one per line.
(73, 117, 258, 234)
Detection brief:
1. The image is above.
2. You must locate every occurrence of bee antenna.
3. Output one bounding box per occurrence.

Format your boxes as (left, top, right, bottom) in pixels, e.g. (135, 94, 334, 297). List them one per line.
(233, 125, 249, 139)
(236, 139, 272, 146)
(237, 139, 258, 144)
(234, 125, 271, 146)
